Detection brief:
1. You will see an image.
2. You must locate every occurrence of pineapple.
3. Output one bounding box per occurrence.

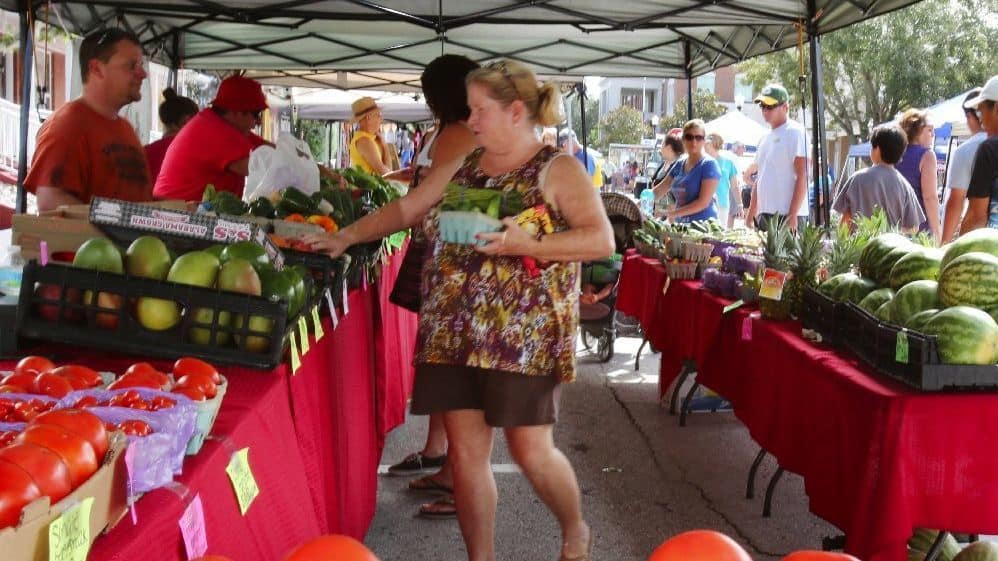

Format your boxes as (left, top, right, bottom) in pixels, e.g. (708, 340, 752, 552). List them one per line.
(827, 208, 892, 277)
(758, 215, 793, 320)
(785, 223, 825, 318)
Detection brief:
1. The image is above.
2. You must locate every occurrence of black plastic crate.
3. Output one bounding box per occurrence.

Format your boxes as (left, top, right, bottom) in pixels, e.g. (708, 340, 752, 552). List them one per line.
(870, 318, 998, 391)
(839, 302, 881, 368)
(17, 261, 288, 369)
(282, 249, 346, 292)
(801, 286, 842, 346)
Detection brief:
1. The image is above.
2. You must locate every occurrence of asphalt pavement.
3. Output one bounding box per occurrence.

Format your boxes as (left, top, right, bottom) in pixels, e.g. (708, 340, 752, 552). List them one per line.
(366, 334, 837, 561)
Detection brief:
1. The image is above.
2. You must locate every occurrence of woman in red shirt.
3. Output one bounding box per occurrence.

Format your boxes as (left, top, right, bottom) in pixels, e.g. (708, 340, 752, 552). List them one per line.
(153, 76, 269, 201)
(144, 88, 198, 184)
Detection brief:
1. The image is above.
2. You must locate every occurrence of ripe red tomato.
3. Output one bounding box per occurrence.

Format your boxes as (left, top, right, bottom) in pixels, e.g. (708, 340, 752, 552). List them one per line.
(173, 358, 221, 384)
(0, 444, 73, 503)
(14, 356, 55, 377)
(73, 395, 100, 409)
(172, 385, 206, 401)
(33, 373, 74, 398)
(123, 363, 170, 387)
(0, 384, 25, 394)
(11, 401, 42, 423)
(128, 399, 150, 411)
(0, 431, 20, 446)
(174, 373, 217, 399)
(116, 420, 153, 437)
(107, 373, 162, 391)
(14, 424, 98, 488)
(0, 459, 42, 529)
(1, 373, 38, 393)
(150, 396, 176, 411)
(51, 365, 103, 390)
(34, 409, 109, 461)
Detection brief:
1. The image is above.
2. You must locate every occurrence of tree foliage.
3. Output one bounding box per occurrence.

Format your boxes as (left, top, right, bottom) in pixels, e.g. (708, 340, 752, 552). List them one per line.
(659, 89, 728, 131)
(737, 0, 998, 142)
(567, 94, 601, 148)
(598, 106, 649, 150)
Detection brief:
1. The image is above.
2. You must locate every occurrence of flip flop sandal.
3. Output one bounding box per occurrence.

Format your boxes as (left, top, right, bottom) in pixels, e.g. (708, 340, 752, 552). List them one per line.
(418, 495, 457, 519)
(407, 475, 453, 495)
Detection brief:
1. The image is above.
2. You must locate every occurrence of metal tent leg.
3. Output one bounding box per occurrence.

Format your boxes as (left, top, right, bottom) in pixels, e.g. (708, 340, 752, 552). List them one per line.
(668, 362, 695, 415)
(679, 381, 700, 427)
(635, 336, 649, 370)
(746, 448, 766, 499)
(762, 466, 785, 517)
(924, 531, 952, 561)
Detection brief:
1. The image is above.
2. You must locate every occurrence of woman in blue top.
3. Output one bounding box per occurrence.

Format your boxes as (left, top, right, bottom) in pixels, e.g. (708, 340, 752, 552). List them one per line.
(652, 119, 720, 223)
(897, 108, 941, 243)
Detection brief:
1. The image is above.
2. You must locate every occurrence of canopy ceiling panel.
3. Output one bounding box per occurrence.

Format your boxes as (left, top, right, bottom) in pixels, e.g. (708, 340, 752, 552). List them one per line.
(10, 0, 922, 86)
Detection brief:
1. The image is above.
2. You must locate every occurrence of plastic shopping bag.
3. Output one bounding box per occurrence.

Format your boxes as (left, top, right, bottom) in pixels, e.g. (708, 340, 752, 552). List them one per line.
(244, 133, 320, 202)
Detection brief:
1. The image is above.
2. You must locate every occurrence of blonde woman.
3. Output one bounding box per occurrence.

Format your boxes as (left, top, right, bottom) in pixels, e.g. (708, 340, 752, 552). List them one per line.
(307, 59, 611, 561)
(897, 108, 941, 243)
(652, 119, 720, 222)
(704, 133, 739, 227)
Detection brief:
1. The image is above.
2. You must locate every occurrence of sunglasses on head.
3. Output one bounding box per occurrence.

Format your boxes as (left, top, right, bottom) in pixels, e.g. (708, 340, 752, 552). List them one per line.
(488, 60, 521, 98)
(683, 134, 705, 142)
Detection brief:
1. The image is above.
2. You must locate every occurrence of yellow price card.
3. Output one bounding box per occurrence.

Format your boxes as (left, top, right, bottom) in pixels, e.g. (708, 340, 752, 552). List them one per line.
(49, 497, 94, 561)
(225, 448, 260, 515)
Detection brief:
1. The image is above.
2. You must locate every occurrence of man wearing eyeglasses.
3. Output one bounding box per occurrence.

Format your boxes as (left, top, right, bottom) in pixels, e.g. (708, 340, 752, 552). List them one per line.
(744, 84, 809, 231)
(962, 75, 998, 232)
(25, 29, 152, 211)
(154, 75, 271, 202)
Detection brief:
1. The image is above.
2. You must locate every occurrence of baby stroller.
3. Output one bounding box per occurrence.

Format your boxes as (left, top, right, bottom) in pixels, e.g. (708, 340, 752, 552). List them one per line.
(578, 193, 643, 362)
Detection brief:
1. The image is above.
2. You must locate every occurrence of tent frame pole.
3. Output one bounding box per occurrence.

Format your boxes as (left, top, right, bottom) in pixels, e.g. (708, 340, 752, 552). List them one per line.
(807, 0, 830, 226)
(684, 40, 692, 120)
(15, 0, 34, 214)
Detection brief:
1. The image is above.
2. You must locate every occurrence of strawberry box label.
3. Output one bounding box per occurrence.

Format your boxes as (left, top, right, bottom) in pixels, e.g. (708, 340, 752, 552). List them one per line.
(759, 268, 788, 301)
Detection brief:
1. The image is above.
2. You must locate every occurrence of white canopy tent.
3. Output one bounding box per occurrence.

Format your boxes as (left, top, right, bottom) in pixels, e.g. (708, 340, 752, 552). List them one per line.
(703, 111, 770, 150)
(288, 89, 432, 122)
(6, 0, 929, 222)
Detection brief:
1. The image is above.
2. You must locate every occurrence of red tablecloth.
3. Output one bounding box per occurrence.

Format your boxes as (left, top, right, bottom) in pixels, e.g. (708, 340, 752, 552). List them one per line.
(3, 252, 418, 561)
(616, 250, 728, 395)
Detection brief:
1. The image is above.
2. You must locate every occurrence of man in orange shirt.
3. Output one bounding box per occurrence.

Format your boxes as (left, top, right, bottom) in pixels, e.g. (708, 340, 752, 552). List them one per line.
(25, 29, 152, 211)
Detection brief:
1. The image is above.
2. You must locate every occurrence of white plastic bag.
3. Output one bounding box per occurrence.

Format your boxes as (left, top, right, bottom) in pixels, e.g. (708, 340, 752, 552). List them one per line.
(244, 134, 320, 202)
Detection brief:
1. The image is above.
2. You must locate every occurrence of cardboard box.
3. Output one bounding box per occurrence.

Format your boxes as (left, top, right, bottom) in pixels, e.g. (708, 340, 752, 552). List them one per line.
(0, 433, 129, 561)
(12, 201, 188, 261)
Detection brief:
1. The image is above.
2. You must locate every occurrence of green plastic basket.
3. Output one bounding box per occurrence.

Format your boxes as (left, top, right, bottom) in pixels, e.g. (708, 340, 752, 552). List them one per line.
(185, 376, 227, 455)
(438, 211, 503, 246)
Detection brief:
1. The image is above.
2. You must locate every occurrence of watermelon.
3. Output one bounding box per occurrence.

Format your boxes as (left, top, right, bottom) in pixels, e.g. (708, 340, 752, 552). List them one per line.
(874, 300, 894, 322)
(923, 306, 998, 365)
(817, 272, 852, 297)
(991, 308, 998, 324)
(939, 228, 998, 271)
(888, 248, 942, 290)
(953, 540, 998, 561)
(834, 275, 878, 304)
(874, 244, 917, 286)
(938, 252, 998, 310)
(905, 309, 939, 332)
(859, 288, 895, 314)
(859, 233, 911, 280)
(891, 280, 940, 325)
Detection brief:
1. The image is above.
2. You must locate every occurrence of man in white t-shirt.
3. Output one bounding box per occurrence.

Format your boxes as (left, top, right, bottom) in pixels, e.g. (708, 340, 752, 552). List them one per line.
(941, 88, 988, 242)
(745, 84, 809, 231)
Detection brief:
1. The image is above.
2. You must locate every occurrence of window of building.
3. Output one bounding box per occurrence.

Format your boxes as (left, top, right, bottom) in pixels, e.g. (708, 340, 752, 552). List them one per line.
(696, 72, 715, 94)
(735, 73, 754, 103)
(620, 88, 644, 112)
(645, 90, 655, 115)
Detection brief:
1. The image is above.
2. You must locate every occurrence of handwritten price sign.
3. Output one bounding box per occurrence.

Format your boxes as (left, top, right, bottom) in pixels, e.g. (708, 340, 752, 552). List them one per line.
(49, 497, 94, 561)
(225, 448, 260, 515)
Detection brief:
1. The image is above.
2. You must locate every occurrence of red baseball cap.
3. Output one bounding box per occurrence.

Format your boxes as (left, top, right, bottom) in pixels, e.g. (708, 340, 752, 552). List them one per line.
(211, 76, 267, 112)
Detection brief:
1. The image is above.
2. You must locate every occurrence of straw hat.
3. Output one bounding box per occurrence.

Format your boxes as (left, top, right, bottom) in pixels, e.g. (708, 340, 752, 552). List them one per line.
(350, 97, 380, 123)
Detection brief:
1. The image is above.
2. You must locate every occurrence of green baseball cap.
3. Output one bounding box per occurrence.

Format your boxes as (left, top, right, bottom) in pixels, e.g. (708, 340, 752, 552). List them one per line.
(754, 84, 789, 106)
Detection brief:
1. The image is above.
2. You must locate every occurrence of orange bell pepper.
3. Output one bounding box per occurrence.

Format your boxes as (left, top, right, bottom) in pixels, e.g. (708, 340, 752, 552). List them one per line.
(307, 215, 339, 233)
(285, 213, 306, 223)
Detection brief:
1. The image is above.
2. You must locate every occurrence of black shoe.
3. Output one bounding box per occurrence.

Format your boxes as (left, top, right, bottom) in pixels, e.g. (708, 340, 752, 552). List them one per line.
(387, 452, 446, 475)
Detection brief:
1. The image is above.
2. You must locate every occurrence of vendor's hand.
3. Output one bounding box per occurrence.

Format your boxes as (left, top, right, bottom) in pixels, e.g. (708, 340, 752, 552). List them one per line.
(745, 210, 757, 229)
(475, 217, 536, 257)
(580, 293, 597, 305)
(787, 215, 799, 232)
(304, 230, 353, 258)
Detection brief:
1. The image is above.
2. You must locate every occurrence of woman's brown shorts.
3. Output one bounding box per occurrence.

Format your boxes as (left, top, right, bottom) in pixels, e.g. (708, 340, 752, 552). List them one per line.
(411, 364, 562, 427)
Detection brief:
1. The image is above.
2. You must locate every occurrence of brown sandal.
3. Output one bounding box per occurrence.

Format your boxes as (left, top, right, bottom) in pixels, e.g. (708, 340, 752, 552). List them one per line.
(417, 495, 457, 519)
(407, 475, 453, 495)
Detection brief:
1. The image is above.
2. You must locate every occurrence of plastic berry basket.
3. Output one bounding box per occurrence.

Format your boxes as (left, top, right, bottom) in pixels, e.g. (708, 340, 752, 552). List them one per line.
(438, 211, 504, 246)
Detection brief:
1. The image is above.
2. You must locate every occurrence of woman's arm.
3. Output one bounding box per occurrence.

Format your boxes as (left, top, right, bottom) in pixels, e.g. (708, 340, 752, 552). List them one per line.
(652, 175, 673, 200)
(920, 150, 941, 244)
(477, 156, 614, 262)
(306, 125, 476, 257)
(356, 136, 391, 175)
(668, 177, 718, 220)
